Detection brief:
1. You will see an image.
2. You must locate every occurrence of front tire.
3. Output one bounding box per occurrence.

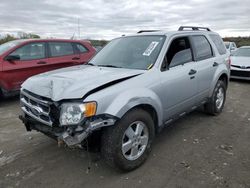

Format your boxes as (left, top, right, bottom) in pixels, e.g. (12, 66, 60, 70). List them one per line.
(0, 88, 3, 101)
(205, 80, 226, 115)
(101, 109, 155, 171)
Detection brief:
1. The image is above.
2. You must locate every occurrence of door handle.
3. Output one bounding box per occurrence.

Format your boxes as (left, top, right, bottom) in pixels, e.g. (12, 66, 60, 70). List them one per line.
(72, 57, 80, 60)
(213, 62, 219, 67)
(188, 69, 197, 75)
(37, 61, 47, 64)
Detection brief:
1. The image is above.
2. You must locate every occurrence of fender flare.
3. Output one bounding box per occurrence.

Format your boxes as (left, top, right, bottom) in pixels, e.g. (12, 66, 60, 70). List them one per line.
(209, 66, 229, 97)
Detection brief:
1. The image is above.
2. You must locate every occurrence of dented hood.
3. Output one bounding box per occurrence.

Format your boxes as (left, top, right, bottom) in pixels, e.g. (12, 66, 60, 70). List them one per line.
(22, 65, 144, 101)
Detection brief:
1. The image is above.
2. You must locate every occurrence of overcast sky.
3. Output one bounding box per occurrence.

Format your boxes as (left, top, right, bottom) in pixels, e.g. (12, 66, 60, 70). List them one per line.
(0, 0, 249, 40)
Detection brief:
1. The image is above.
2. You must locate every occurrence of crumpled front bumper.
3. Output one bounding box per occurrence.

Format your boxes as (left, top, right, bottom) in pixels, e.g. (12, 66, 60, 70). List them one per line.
(19, 113, 117, 147)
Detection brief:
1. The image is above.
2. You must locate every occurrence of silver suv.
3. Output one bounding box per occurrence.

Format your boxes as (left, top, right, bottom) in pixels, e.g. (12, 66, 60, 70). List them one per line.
(19, 26, 230, 171)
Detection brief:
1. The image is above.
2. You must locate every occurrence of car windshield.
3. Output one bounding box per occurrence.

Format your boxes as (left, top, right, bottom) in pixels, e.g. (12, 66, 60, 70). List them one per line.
(89, 35, 166, 70)
(232, 48, 250, 57)
(224, 42, 230, 49)
(0, 40, 23, 55)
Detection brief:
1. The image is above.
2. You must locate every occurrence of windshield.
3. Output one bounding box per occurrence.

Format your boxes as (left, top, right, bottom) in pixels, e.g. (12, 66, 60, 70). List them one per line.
(224, 42, 230, 49)
(89, 35, 166, 70)
(0, 40, 23, 55)
(232, 48, 250, 57)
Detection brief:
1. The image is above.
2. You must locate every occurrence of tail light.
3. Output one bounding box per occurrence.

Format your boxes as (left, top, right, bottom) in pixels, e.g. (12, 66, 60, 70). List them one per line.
(226, 57, 231, 67)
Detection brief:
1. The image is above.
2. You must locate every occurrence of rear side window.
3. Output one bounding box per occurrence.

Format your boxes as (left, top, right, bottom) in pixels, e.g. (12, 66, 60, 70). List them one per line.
(10, 42, 46, 60)
(209, 34, 227, 55)
(75, 43, 88, 53)
(192, 35, 213, 61)
(49, 42, 74, 57)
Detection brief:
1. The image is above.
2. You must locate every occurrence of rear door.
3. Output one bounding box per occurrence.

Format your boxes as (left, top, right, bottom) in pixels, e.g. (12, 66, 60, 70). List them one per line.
(190, 35, 215, 102)
(47, 42, 82, 69)
(2, 42, 49, 90)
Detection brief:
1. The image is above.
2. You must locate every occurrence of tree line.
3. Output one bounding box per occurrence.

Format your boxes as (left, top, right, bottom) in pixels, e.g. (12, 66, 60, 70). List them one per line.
(0, 32, 40, 45)
(1, 33, 249, 47)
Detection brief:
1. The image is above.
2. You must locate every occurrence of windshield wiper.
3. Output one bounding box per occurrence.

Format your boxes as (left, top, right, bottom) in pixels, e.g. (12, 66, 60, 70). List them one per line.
(97, 65, 122, 68)
(86, 62, 95, 66)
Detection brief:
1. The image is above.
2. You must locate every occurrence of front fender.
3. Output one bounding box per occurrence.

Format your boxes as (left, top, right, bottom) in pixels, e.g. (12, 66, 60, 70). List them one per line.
(104, 88, 163, 127)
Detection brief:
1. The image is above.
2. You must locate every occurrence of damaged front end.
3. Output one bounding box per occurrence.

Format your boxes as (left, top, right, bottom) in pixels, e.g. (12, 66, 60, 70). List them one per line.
(19, 89, 117, 147)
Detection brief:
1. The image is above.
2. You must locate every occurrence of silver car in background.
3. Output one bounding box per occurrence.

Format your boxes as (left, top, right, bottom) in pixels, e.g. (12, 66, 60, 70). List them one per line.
(230, 46, 250, 80)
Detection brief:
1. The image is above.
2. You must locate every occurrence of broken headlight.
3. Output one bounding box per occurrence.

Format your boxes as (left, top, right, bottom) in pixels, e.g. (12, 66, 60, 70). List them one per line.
(59, 102, 97, 126)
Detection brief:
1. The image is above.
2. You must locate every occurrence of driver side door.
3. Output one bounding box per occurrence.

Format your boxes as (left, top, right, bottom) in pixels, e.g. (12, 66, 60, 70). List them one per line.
(159, 36, 198, 122)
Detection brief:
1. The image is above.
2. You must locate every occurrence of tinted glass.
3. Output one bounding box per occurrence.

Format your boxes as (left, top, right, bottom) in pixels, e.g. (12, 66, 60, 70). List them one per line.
(232, 48, 250, 57)
(0, 40, 24, 55)
(192, 35, 213, 60)
(167, 37, 192, 68)
(170, 49, 192, 67)
(10, 42, 45, 60)
(76, 43, 88, 53)
(49, 42, 74, 57)
(90, 35, 165, 70)
(210, 34, 227, 55)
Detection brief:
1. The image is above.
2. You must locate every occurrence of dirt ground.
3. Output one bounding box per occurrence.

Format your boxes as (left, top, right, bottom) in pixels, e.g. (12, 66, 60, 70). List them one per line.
(0, 80, 249, 188)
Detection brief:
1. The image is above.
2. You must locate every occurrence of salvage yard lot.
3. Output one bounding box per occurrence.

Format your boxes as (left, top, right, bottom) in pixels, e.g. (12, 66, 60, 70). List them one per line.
(0, 80, 250, 188)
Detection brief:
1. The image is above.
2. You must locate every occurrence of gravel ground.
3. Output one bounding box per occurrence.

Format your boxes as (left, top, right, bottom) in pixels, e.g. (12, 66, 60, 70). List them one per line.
(0, 80, 249, 188)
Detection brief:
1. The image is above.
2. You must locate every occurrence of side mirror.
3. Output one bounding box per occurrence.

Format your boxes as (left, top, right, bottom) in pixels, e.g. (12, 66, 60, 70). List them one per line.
(230, 47, 236, 51)
(5, 55, 20, 61)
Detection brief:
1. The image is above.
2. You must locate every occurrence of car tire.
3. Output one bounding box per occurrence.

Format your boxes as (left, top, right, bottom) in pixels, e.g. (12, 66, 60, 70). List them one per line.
(204, 80, 226, 115)
(101, 108, 155, 171)
(0, 88, 3, 100)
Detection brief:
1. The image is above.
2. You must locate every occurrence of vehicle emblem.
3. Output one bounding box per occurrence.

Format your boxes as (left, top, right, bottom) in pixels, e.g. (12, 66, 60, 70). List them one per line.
(31, 106, 43, 116)
(241, 66, 246, 69)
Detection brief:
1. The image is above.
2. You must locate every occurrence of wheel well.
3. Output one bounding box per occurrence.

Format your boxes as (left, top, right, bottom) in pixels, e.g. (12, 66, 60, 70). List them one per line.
(218, 73, 228, 88)
(131, 104, 159, 133)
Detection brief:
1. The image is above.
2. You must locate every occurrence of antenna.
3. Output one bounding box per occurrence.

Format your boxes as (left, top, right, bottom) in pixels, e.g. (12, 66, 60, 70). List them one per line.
(78, 18, 80, 39)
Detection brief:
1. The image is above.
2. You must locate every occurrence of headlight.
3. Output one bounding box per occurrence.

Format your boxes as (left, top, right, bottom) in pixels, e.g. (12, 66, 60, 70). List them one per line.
(59, 102, 97, 126)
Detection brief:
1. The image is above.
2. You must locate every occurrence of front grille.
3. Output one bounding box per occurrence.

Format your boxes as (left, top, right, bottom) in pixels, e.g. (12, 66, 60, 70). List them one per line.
(20, 90, 53, 126)
(231, 70, 250, 78)
(231, 65, 250, 69)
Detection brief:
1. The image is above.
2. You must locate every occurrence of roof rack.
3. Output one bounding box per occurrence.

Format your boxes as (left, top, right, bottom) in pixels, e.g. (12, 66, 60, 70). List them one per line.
(137, 30, 160, 33)
(178, 26, 211, 31)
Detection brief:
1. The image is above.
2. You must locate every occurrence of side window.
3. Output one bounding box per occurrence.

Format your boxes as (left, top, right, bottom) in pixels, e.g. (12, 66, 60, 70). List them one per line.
(49, 42, 74, 57)
(10, 43, 45, 60)
(209, 34, 227, 55)
(165, 37, 193, 68)
(192, 35, 213, 61)
(75, 43, 88, 53)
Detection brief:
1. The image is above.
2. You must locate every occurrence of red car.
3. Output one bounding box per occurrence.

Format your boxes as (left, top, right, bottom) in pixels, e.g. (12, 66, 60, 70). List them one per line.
(0, 39, 96, 97)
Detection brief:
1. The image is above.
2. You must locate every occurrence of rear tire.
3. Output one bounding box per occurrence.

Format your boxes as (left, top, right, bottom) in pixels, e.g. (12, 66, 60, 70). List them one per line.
(101, 108, 155, 171)
(204, 80, 226, 115)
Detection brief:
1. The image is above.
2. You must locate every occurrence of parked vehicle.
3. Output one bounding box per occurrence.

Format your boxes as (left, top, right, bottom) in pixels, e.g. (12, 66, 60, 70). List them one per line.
(230, 46, 250, 80)
(19, 26, 230, 171)
(0, 39, 96, 98)
(224, 41, 237, 53)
